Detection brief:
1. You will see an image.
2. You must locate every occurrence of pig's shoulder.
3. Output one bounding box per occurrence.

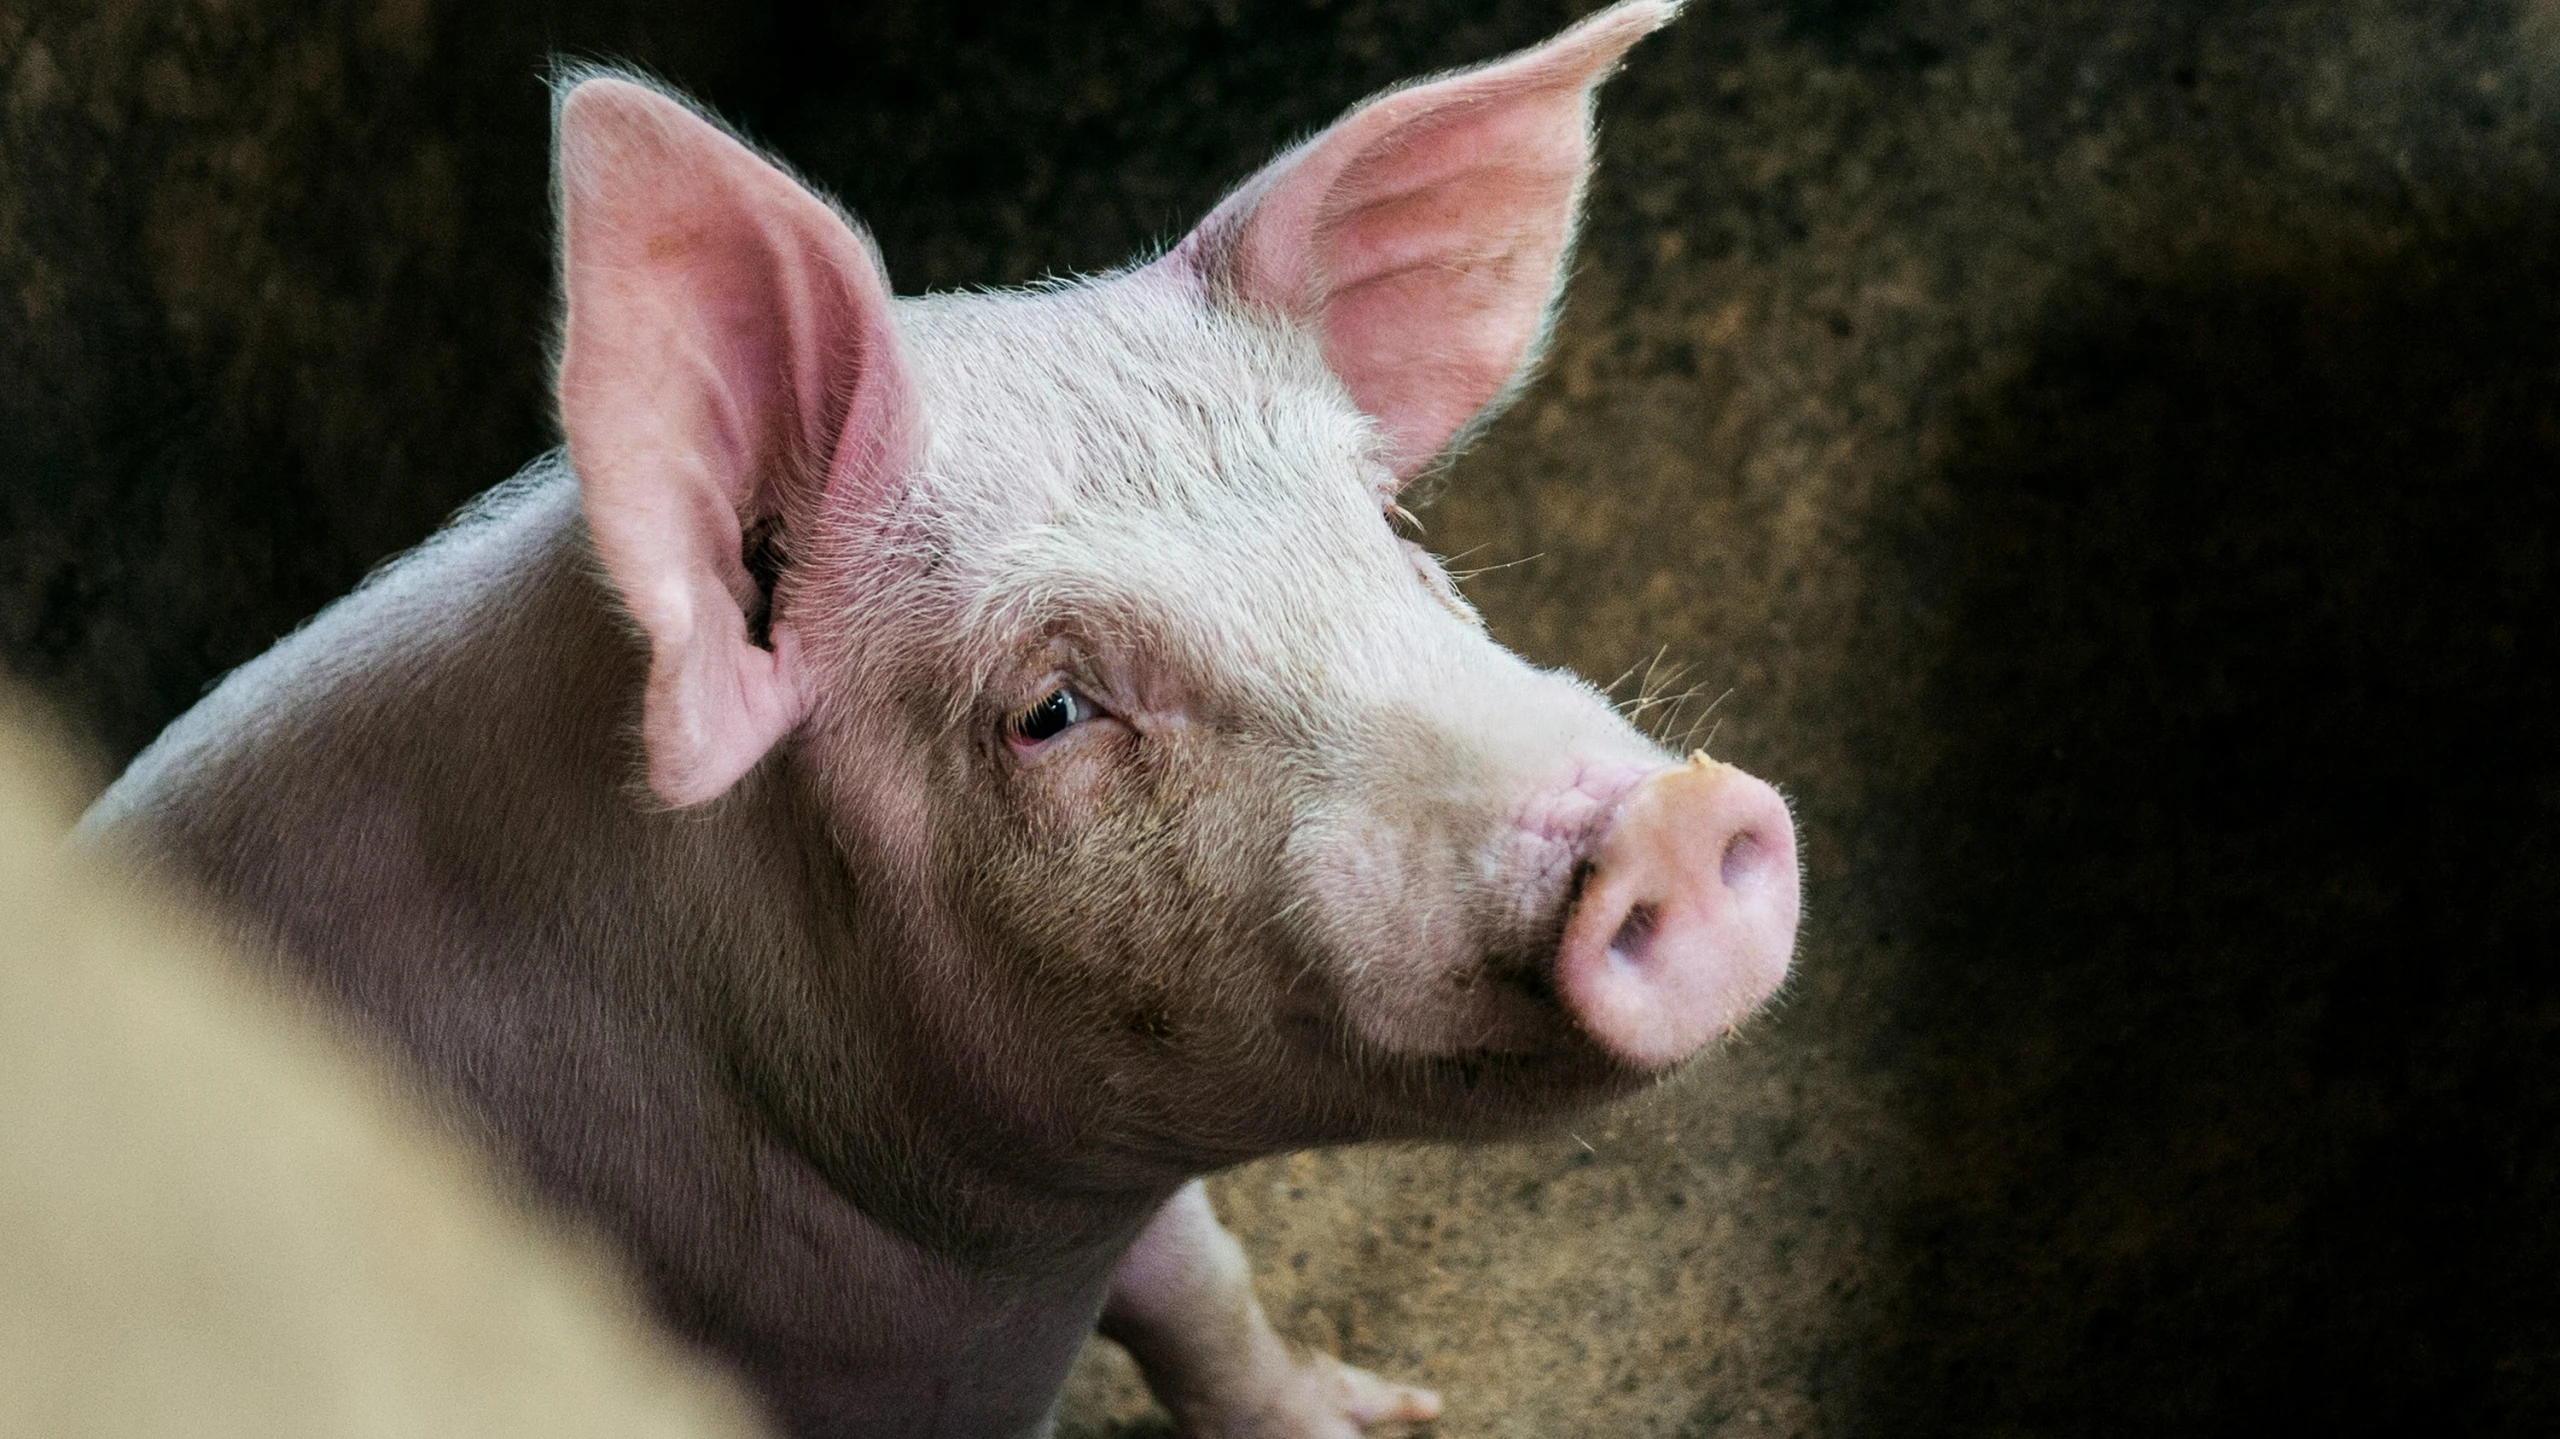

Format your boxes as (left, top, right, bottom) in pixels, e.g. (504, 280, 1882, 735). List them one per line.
(87, 455, 630, 872)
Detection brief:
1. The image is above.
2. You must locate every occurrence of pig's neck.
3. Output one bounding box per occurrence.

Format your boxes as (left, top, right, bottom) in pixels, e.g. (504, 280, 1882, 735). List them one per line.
(87, 462, 1174, 1433)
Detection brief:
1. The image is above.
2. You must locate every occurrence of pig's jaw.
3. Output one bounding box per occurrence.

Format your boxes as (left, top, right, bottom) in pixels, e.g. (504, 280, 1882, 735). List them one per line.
(791, 710, 1650, 1177)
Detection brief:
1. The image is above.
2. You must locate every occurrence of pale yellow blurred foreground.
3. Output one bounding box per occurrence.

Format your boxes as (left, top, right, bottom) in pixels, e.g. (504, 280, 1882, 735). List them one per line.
(0, 693, 771, 1439)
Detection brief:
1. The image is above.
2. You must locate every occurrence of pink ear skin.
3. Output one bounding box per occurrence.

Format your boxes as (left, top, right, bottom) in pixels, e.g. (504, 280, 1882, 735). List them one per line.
(555, 77, 915, 808)
(1163, 0, 1680, 478)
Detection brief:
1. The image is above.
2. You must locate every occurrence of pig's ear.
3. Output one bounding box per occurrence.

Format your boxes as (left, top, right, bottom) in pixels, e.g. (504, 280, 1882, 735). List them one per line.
(555, 76, 914, 808)
(1162, 0, 1675, 478)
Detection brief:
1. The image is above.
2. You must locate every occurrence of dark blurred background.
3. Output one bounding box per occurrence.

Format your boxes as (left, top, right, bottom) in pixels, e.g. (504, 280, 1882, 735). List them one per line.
(7, 1, 2559, 1434)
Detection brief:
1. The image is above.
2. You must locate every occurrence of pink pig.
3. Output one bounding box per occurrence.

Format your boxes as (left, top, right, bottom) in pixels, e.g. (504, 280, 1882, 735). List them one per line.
(86, 3, 1798, 1434)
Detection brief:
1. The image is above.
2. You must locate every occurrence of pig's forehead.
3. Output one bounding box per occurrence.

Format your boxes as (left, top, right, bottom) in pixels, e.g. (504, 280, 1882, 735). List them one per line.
(948, 457, 1442, 712)
(894, 272, 1389, 528)
(895, 272, 1459, 706)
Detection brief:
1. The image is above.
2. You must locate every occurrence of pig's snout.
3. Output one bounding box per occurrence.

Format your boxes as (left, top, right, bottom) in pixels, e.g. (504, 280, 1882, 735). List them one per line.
(1556, 754, 1800, 1070)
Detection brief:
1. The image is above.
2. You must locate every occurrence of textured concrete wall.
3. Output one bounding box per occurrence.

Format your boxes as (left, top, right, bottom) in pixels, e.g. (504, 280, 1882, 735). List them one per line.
(9, 1, 2560, 1434)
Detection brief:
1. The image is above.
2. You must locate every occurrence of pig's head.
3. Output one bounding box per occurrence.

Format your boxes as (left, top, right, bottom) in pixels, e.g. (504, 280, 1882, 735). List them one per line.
(554, 0, 1798, 1172)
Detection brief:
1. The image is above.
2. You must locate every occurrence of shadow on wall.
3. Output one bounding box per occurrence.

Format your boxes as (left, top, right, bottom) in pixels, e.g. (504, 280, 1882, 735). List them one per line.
(1877, 209, 2560, 1433)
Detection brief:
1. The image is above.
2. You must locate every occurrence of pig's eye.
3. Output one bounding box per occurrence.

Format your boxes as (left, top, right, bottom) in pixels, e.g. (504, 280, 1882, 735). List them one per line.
(1006, 687, 1093, 746)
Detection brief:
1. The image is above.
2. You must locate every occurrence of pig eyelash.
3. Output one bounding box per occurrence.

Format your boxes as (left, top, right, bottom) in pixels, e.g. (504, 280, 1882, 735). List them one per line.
(1004, 685, 1098, 749)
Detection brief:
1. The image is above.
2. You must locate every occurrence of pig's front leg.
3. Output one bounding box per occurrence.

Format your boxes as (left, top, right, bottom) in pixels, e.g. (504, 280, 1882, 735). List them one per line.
(1100, 1180, 1442, 1437)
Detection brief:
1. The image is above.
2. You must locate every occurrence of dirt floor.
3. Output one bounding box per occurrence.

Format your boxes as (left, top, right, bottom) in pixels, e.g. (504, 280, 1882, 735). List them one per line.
(8, 2, 2560, 1434)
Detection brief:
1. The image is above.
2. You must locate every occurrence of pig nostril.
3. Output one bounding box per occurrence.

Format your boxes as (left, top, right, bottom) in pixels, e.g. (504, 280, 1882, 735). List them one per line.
(1720, 830, 1766, 891)
(1606, 902, 1658, 969)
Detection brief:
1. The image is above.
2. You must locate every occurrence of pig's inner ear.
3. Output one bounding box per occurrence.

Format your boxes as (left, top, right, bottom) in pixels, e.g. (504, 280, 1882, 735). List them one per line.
(1163, 0, 1675, 479)
(555, 76, 914, 808)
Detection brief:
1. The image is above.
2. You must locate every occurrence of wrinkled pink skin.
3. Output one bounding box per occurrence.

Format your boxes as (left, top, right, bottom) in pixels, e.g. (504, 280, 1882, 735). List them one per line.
(84, 4, 1798, 1436)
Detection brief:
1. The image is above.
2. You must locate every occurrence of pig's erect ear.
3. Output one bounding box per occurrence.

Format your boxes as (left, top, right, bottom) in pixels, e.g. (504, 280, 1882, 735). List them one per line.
(1162, 0, 1676, 478)
(555, 76, 914, 808)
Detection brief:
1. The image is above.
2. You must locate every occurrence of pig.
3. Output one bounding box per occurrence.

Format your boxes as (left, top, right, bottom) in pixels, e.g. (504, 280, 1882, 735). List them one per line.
(83, 2, 1800, 1435)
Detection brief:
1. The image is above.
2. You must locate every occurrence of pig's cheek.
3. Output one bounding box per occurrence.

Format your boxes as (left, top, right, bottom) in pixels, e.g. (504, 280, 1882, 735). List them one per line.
(1002, 730, 1123, 832)
(1291, 812, 1545, 1058)
(1340, 965, 1556, 1057)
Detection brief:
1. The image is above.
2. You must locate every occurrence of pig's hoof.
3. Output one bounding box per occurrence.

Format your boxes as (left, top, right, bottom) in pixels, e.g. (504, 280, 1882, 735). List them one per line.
(1178, 1351, 1441, 1438)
